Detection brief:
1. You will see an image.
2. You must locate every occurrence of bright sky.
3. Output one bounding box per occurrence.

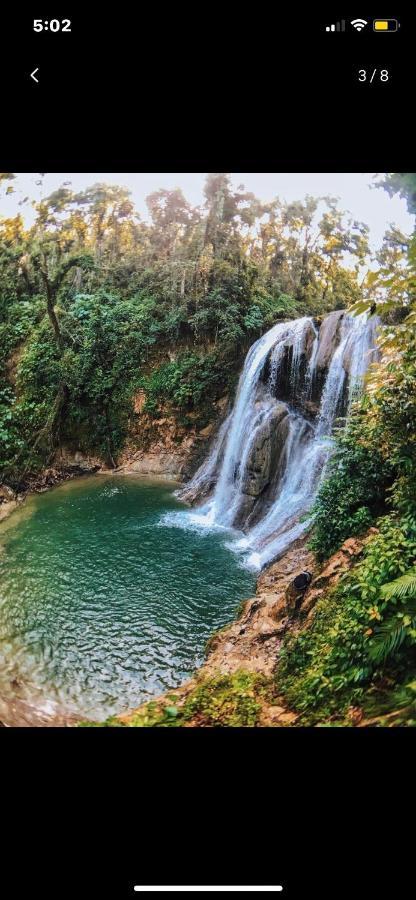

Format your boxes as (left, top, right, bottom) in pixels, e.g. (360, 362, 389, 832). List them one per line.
(1, 172, 413, 253)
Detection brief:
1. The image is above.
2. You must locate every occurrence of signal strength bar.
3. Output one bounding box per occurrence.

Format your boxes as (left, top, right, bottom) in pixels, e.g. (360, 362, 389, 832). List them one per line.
(326, 21, 346, 31)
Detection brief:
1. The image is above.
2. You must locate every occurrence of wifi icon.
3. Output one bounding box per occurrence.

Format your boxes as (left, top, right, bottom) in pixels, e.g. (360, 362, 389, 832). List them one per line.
(351, 18, 368, 31)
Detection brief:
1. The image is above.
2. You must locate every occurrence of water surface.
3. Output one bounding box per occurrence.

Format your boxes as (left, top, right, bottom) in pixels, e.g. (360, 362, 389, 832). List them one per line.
(0, 476, 255, 720)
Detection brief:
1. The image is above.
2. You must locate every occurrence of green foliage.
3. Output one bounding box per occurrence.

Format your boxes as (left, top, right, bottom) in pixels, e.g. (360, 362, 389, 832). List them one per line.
(278, 515, 416, 723)
(0, 175, 372, 483)
(120, 700, 182, 728)
(0, 291, 160, 474)
(379, 174, 416, 215)
(58, 291, 156, 457)
(85, 672, 272, 727)
(286, 173, 416, 722)
(379, 567, 416, 601)
(361, 678, 416, 726)
(309, 405, 393, 560)
(369, 567, 416, 664)
(180, 671, 269, 726)
(78, 694, 183, 727)
(311, 310, 416, 562)
(139, 351, 230, 420)
(0, 298, 45, 474)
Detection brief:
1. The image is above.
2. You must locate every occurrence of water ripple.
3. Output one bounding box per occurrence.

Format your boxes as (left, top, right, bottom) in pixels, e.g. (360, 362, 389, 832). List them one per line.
(0, 476, 255, 720)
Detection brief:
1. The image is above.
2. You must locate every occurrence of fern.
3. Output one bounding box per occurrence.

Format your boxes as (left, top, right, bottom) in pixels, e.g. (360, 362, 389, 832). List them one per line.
(369, 567, 416, 664)
(369, 620, 411, 664)
(380, 569, 416, 601)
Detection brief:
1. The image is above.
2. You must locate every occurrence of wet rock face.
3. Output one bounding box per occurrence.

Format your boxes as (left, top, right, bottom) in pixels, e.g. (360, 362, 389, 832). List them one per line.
(342, 335, 355, 375)
(302, 399, 320, 419)
(308, 309, 346, 405)
(52, 446, 104, 472)
(260, 310, 351, 418)
(241, 403, 289, 498)
(314, 310, 345, 374)
(241, 428, 272, 498)
(231, 402, 290, 530)
(178, 310, 376, 552)
(300, 320, 319, 363)
(263, 320, 318, 412)
(315, 310, 345, 372)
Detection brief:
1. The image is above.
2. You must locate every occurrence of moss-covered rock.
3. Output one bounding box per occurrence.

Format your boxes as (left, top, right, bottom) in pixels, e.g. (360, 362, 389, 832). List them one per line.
(83, 671, 275, 728)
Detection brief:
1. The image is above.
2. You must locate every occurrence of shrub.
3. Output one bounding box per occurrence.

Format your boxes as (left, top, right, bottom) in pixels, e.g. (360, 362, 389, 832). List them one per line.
(310, 404, 393, 560)
(139, 351, 232, 420)
(278, 514, 416, 723)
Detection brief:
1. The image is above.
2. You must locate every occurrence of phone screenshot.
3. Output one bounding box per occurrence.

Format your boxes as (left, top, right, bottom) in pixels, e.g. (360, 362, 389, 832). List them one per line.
(1, 10, 414, 898)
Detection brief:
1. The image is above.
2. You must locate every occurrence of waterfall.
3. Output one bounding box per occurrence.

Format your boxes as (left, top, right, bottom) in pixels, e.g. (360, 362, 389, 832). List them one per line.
(175, 310, 378, 570)
(212, 317, 315, 526)
(239, 416, 328, 568)
(317, 312, 378, 437)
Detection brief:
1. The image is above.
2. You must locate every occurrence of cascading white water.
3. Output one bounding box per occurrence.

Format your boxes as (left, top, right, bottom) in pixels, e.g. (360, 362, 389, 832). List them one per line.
(316, 324, 348, 437)
(212, 318, 315, 526)
(317, 312, 378, 437)
(238, 416, 329, 568)
(345, 312, 379, 404)
(178, 413, 232, 506)
(174, 311, 378, 570)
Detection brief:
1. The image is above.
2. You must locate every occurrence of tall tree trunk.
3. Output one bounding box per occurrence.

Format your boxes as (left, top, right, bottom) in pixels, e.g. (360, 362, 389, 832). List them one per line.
(39, 262, 64, 350)
(104, 404, 116, 469)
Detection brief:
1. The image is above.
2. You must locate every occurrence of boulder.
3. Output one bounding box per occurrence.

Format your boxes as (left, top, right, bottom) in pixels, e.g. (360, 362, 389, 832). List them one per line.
(0, 484, 15, 502)
(301, 399, 320, 419)
(285, 570, 312, 615)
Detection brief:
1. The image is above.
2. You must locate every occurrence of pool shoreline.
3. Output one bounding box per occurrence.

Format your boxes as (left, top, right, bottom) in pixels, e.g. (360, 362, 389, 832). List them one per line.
(1, 472, 260, 727)
(0, 459, 188, 527)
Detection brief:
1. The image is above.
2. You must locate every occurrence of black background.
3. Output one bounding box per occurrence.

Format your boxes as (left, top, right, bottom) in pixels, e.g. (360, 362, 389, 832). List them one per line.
(1, 8, 414, 898)
(1, 9, 413, 168)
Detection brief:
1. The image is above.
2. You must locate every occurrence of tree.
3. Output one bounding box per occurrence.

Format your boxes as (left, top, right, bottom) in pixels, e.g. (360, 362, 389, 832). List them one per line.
(0, 173, 378, 483)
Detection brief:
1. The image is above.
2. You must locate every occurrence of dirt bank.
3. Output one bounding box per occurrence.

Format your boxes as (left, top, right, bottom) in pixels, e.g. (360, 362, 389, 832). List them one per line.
(0, 465, 102, 526)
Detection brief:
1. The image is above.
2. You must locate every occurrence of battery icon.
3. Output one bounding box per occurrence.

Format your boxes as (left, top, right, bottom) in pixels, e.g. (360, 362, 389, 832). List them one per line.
(373, 19, 399, 31)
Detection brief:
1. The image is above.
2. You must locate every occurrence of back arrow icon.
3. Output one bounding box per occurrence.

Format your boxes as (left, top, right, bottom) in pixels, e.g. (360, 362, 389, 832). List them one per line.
(30, 68, 39, 83)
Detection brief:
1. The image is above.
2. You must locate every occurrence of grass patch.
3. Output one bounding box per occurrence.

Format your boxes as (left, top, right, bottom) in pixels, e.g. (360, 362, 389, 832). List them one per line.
(81, 671, 274, 728)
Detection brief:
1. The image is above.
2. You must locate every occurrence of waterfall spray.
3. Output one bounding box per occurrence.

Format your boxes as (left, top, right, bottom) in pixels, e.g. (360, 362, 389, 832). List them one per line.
(174, 311, 378, 570)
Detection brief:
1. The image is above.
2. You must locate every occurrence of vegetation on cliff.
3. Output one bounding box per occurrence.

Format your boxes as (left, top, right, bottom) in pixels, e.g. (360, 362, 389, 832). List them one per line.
(81, 671, 274, 728)
(277, 174, 416, 725)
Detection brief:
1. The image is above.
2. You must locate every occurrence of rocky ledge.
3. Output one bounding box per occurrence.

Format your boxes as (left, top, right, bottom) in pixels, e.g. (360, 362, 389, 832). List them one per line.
(116, 531, 373, 727)
(0, 455, 105, 526)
